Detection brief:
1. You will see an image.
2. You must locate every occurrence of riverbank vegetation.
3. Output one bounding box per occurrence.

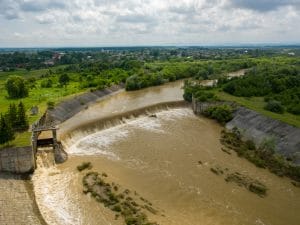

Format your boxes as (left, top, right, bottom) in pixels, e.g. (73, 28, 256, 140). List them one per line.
(0, 47, 299, 146)
(222, 62, 300, 115)
(203, 105, 233, 124)
(183, 56, 300, 127)
(220, 129, 300, 182)
(209, 164, 267, 197)
(82, 169, 159, 225)
(77, 162, 92, 171)
(225, 172, 267, 197)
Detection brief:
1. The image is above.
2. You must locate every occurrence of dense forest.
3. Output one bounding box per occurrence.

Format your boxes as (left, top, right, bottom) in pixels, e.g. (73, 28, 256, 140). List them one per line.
(222, 59, 300, 114)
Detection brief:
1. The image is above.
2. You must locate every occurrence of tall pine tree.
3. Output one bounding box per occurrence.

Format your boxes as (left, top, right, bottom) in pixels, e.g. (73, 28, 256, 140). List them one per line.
(6, 103, 18, 129)
(0, 114, 15, 145)
(16, 102, 29, 131)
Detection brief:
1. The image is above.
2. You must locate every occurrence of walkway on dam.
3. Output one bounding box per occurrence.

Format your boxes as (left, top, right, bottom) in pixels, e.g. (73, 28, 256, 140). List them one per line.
(0, 173, 44, 225)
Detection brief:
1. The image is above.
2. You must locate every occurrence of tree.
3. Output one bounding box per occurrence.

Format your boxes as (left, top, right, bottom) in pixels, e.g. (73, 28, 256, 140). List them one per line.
(16, 102, 29, 131)
(264, 100, 285, 114)
(204, 105, 233, 124)
(40, 79, 53, 88)
(6, 103, 18, 129)
(5, 76, 28, 99)
(125, 75, 140, 91)
(59, 73, 70, 87)
(0, 114, 15, 145)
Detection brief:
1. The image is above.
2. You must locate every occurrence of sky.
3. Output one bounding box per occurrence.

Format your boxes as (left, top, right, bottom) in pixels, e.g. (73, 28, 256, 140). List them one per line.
(0, 0, 300, 47)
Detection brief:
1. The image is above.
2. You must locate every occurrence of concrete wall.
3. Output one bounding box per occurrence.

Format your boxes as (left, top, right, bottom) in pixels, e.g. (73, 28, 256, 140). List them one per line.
(0, 146, 35, 173)
(0, 84, 124, 174)
(227, 107, 300, 164)
(192, 99, 300, 165)
(45, 84, 124, 125)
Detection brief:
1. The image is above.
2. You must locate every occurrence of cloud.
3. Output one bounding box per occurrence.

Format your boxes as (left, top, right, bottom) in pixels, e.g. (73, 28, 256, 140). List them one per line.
(20, 0, 66, 12)
(0, 0, 20, 20)
(116, 14, 156, 24)
(0, 0, 299, 47)
(229, 0, 300, 12)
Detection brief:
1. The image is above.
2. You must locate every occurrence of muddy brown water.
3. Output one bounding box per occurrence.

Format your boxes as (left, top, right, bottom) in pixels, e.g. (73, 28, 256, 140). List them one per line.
(32, 81, 300, 225)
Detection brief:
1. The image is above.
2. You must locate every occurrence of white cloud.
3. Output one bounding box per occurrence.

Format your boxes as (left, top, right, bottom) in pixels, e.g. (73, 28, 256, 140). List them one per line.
(0, 0, 299, 47)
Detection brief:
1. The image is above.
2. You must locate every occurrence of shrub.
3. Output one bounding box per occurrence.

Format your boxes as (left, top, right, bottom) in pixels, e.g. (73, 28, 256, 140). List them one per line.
(47, 101, 55, 110)
(220, 130, 300, 182)
(204, 105, 233, 124)
(245, 140, 256, 150)
(59, 73, 70, 87)
(248, 182, 267, 196)
(5, 76, 28, 99)
(41, 79, 53, 88)
(264, 100, 285, 114)
(77, 162, 92, 171)
(194, 90, 218, 102)
(125, 75, 140, 91)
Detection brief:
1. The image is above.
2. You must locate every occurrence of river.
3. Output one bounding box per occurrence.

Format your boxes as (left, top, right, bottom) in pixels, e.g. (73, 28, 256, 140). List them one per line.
(32, 80, 300, 225)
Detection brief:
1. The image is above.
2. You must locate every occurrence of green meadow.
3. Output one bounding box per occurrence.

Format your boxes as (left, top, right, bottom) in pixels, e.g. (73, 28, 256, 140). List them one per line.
(0, 67, 88, 147)
(215, 90, 300, 128)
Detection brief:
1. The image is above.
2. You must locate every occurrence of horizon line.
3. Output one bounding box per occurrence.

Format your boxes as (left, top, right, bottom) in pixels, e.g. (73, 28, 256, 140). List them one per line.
(1, 43, 300, 49)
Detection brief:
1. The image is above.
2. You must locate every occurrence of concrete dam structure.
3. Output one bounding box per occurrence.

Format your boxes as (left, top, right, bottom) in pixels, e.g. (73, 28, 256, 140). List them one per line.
(227, 107, 300, 164)
(0, 81, 299, 225)
(192, 99, 300, 165)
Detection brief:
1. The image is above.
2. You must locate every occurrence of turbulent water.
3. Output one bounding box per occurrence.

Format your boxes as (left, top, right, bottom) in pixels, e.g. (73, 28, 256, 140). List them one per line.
(32, 81, 300, 225)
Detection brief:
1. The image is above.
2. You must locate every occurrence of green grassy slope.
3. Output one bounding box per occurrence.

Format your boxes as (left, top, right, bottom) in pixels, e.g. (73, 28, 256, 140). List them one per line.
(214, 90, 300, 127)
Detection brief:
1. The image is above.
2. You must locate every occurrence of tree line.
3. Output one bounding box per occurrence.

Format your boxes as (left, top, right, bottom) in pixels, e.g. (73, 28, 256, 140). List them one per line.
(125, 59, 254, 91)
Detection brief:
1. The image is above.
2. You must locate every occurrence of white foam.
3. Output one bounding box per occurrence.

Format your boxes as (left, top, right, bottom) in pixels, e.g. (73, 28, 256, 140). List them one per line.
(67, 108, 194, 157)
(128, 116, 163, 133)
(68, 126, 129, 158)
(156, 108, 194, 121)
(32, 168, 82, 225)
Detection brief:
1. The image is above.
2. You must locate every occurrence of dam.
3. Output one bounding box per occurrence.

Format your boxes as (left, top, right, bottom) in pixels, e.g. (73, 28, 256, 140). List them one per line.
(30, 81, 300, 225)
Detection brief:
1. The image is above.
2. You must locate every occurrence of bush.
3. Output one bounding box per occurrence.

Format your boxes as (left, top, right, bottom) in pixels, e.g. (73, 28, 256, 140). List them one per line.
(125, 75, 140, 91)
(77, 162, 92, 171)
(59, 73, 70, 87)
(248, 182, 267, 196)
(47, 101, 55, 110)
(41, 79, 53, 88)
(194, 90, 218, 102)
(5, 76, 28, 99)
(245, 140, 256, 150)
(204, 105, 233, 124)
(220, 130, 300, 182)
(264, 100, 285, 114)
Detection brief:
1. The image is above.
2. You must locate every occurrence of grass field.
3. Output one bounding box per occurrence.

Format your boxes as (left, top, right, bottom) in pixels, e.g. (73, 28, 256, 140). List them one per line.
(0, 67, 88, 147)
(214, 90, 300, 128)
